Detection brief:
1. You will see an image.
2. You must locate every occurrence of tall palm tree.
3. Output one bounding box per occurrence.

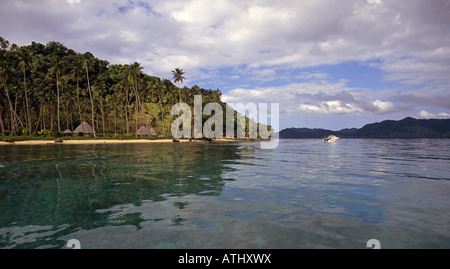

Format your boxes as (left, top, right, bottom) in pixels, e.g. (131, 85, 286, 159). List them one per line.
(48, 56, 62, 133)
(0, 62, 22, 133)
(9, 44, 19, 51)
(32, 77, 47, 132)
(213, 89, 222, 103)
(17, 47, 32, 135)
(0, 36, 9, 50)
(118, 72, 132, 134)
(82, 53, 96, 137)
(172, 68, 185, 103)
(70, 53, 84, 123)
(93, 74, 107, 136)
(145, 81, 156, 127)
(127, 62, 145, 131)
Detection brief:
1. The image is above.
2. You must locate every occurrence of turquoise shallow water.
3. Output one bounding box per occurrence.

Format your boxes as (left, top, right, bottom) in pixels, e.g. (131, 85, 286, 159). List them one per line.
(0, 139, 449, 249)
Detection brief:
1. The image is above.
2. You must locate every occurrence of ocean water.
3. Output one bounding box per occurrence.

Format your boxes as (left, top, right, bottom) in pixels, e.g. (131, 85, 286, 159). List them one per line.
(0, 139, 449, 249)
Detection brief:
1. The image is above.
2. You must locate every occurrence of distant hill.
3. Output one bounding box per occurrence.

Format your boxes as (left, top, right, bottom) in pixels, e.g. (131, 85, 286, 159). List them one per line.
(279, 117, 450, 138)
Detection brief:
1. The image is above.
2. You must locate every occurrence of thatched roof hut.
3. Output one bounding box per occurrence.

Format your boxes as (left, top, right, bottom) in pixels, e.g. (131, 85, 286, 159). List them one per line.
(136, 126, 157, 137)
(63, 129, 73, 136)
(73, 121, 94, 135)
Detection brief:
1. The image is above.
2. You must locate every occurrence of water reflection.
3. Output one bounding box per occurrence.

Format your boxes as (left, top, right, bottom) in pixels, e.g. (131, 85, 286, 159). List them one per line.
(0, 143, 242, 248)
(1, 139, 450, 249)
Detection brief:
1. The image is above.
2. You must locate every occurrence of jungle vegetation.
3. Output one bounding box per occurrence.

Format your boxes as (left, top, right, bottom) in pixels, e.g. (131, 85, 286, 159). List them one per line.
(0, 37, 261, 140)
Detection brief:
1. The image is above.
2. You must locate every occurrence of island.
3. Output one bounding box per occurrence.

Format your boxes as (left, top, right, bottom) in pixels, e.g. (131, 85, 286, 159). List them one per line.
(279, 117, 450, 139)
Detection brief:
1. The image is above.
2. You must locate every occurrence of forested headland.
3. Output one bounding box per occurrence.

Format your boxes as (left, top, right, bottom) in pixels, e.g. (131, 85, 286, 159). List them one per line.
(279, 117, 450, 138)
(0, 37, 253, 141)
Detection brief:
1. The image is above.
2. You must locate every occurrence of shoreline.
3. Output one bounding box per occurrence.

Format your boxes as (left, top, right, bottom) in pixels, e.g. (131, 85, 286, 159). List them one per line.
(0, 138, 262, 146)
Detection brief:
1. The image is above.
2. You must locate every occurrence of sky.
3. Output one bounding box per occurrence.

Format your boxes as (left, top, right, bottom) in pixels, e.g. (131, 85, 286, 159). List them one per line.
(1, 0, 449, 131)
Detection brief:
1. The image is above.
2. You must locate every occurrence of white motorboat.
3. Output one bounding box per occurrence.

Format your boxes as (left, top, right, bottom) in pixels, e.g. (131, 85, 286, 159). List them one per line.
(323, 135, 339, 143)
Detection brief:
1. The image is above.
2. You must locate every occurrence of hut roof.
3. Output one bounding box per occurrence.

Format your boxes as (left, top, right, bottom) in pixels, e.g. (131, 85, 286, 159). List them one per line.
(73, 121, 94, 134)
(136, 126, 157, 136)
(63, 129, 73, 134)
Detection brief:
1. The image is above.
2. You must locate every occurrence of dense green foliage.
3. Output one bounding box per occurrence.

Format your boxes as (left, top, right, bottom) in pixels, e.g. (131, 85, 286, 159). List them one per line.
(352, 117, 450, 138)
(0, 38, 227, 138)
(279, 117, 450, 138)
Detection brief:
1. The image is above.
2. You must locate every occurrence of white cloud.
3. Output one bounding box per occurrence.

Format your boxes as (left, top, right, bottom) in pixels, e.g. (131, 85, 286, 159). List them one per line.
(222, 79, 352, 105)
(418, 110, 450, 119)
(372, 100, 395, 113)
(223, 78, 400, 118)
(296, 72, 329, 81)
(299, 101, 364, 114)
(2, 0, 449, 86)
(1, 0, 449, 129)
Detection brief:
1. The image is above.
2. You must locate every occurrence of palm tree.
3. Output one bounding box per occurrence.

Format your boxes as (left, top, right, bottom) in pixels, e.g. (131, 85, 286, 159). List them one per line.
(0, 37, 9, 50)
(48, 56, 62, 133)
(70, 53, 84, 123)
(93, 74, 107, 136)
(145, 81, 156, 128)
(118, 72, 132, 134)
(82, 53, 96, 137)
(0, 62, 22, 134)
(32, 77, 47, 132)
(17, 47, 32, 135)
(213, 89, 222, 102)
(127, 62, 145, 132)
(9, 44, 19, 51)
(172, 68, 185, 103)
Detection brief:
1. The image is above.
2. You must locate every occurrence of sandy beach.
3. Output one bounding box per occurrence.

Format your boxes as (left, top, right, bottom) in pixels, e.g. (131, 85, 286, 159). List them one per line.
(0, 138, 243, 146)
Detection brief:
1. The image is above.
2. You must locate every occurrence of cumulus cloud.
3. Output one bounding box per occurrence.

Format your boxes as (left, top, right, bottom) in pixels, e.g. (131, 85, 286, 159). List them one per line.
(372, 100, 395, 113)
(418, 110, 450, 119)
(1, 0, 449, 85)
(223, 78, 400, 118)
(1, 0, 449, 128)
(299, 101, 364, 114)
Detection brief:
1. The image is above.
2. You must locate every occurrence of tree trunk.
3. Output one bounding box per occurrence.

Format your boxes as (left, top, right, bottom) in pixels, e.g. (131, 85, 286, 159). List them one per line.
(10, 102, 14, 133)
(2, 77, 16, 134)
(159, 96, 164, 137)
(125, 89, 129, 134)
(85, 65, 96, 137)
(134, 83, 146, 127)
(76, 78, 82, 123)
(96, 112, 99, 132)
(65, 103, 69, 130)
(35, 104, 42, 132)
(0, 106, 5, 133)
(50, 103, 54, 130)
(135, 103, 138, 136)
(148, 92, 153, 128)
(14, 92, 18, 133)
(14, 92, 24, 132)
(70, 105, 73, 130)
(43, 104, 46, 130)
(100, 94, 105, 136)
(23, 68, 31, 135)
(113, 102, 117, 134)
(56, 75, 61, 133)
